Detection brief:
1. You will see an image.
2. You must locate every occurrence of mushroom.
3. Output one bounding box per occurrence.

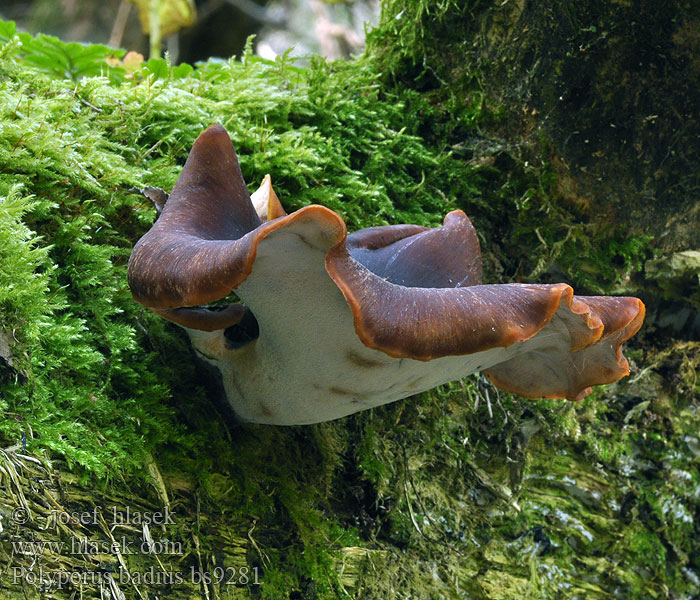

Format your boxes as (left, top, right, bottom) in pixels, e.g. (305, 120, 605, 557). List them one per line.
(128, 124, 645, 425)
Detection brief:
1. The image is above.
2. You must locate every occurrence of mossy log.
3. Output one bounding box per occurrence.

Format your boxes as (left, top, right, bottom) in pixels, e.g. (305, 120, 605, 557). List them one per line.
(0, 4, 699, 599)
(372, 0, 700, 249)
(370, 0, 700, 334)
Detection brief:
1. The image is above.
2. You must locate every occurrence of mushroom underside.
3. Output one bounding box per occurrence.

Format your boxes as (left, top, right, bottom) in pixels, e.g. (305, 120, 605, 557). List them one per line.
(184, 212, 642, 424)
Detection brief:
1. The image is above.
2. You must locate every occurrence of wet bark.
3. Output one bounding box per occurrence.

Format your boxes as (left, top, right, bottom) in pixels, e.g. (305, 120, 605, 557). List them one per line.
(470, 0, 700, 252)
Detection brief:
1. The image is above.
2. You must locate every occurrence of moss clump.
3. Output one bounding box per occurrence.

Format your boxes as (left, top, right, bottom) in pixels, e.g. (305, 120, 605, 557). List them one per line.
(0, 18, 483, 598)
(366, 2, 658, 295)
(0, 21, 485, 476)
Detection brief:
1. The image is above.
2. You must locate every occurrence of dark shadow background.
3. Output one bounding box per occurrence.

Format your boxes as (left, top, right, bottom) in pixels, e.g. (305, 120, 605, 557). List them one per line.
(0, 0, 379, 63)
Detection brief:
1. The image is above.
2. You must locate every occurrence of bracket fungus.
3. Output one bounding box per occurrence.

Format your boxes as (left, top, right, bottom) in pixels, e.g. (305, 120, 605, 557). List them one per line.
(128, 124, 645, 425)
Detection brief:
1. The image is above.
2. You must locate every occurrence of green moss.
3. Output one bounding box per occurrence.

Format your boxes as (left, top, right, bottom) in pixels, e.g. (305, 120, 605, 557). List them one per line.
(0, 21, 486, 477)
(1, 9, 698, 600)
(0, 22, 481, 596)
(366, 0, 660, 294)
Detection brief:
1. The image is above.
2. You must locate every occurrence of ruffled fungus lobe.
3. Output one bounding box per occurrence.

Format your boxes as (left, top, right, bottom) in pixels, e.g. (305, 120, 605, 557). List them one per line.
(128, 124, 645, 425)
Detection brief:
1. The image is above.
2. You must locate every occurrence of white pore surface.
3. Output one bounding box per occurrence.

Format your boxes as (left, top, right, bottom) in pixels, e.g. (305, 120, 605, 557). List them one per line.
(185, 216, 572, 425)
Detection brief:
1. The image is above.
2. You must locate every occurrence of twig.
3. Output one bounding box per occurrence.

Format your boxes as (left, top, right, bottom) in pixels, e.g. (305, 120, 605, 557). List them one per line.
(99, 512, 146, 600)
(400, 444, 462, 554)
(247, 520, 271, 568)
(193, 534, 211, 600)
(109, 1, 133, 48)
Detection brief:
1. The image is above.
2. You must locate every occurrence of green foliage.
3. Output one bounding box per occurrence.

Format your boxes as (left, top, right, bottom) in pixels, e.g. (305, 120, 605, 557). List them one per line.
(0, 19, 17, 44)
(347, 367, 700, 600)
(0, 60, 183, 474)
(367, 0, 470, 82)
(503, 163, 653, 291)
(366, 0, 485, 145)
(0, 20, 126, 82)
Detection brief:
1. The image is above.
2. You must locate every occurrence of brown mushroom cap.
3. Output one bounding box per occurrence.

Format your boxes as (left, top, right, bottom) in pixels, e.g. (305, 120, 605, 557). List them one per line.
(128, 124, 263, 310)
(326, 237, 644, 399)
(153, 305, 247, 332)
(345, 210, 482, 289)
(127, 124, 645, 423)
(483, 294, 645, 401)
(128, 124, 344, 329)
